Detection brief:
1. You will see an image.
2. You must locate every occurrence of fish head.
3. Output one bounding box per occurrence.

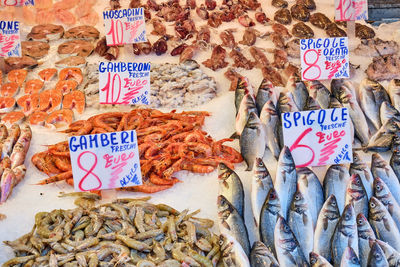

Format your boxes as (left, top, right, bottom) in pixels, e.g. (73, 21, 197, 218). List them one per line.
(245, 112, 261, 128)
(372, 153, 386, 169)
(261, 100, 277, 116)
(348, 174, 365, 191)
(342, 203, 355, 223)
(309, 252, 319, 265)
(329, 96, 343, 108)
(369, 197, 385, 216)
(370, 242, 386, 264)
(343, 247, 360, 265)
(373, 177, 386, 196)
(266, 188, 281, 207)
(291, 189, 307, 212)
(218, 163, 232, 180)
(356, 213, 368, 228)
(217, 195, 232, 214)
(352, 152, 362, 165)
(325, 194, 340, 214)
(278, 146, 295, 171)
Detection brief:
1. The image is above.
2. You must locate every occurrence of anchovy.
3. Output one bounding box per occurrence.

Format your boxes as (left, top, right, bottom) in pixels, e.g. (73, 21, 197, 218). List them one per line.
(367, 118, 399, 152)
(374, 239, 400, 267)
(256, 78, 278, 114)
(345, 174, 368, 217)
(250, 241, 279, 267)
(388, 79, 400, 112)
(349, 152, 373, 199)
(260, 188, 281, 256)
(368, 241, 389, 267)
(380, 101, 400, 126)
(356, 214, 376, 267)
(390, 150, 400, 181)
(323, 164, 350, 213)
(309, 252, 333, 267)
(286, 73, 308, 111)
(373, 177, 400, 231)
(235, 76, 255, 115)
(340, 247, 361, 267)
(236, 93, 258, 136)
(305, 80, 331, 109)
(260, 100, 280, 159)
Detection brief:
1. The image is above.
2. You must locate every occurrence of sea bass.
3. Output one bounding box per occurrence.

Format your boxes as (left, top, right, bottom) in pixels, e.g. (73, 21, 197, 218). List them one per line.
(277, 92, 298, 148)
(304, 95, 322, 111)
(390, 149, 400, 181)
(286, 73, 308, 111)
(304, 80, 331, 109)
(374, 239, 400, 267)
(356, 214, 376, 267)
(250, 241, 279, 267)
(368, 241, 389, 267)
(235, 93, 258, 136)
(345, 174, 368, 217)
(329, 95, 355, 143)
(367, 118, 399, 152)
(388, 79, 400, 112)
(235, 76, 255, 115)
(380, 101, 400, 126)
(323, 164, 350, 214)
(340, 247, 360, 267)
(349, 152, 373, 199)
(309, 252, 333, 267)
(255, 78, 278, 114)
(373, 177, 400, 231)
(259, 100, 280, 159)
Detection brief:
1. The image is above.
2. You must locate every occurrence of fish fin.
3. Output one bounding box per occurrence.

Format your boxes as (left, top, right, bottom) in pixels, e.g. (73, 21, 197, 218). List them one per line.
(383, 217, 391, 232)
(230, 132, 240, 139)
(323, 218, 328, 230)
(254, 216, 258, 227)
(222, 220, 231, 231)
(283, 251, 297, 265)
(388, 204, 394, 215)
(303, 214, 308, 225)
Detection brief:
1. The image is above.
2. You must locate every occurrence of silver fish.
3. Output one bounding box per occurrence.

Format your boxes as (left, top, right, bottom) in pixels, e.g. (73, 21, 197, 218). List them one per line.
(359, 78, 391, 131)
(240, 112, 266, 171)
(367, 118, 399, 152)
(277, 92, 298, 148)
(309, 252, 333, 267)
(288, 189, 313, 263)
(369, 197, 400, 251)
(251, 158, 273, 228)
(340, 247, 361, 267)
(218, 163, 245, 219)
(388, 79, 400, 112)
(368, 241, 389, 267)
(313, 195, 340, 263)
(250, 241, 279, 267)
(374, 239, 400, 267)
(331, 204, 358, 265)
(297, 167, 324, 228)
(350, 152, 374, 200)
(256, 78, 278, 114)
(371, 153, 400, 205)
(221, 233, 251, 267)
(260, 188, 281, 256)
(392, 131, 400, 153)
(345, 174, 368, 217)
(390, 150, 400, 181)
(236, 93, 258, 136)
(275, 146, 297, 219)
(331, 79, 357, 100)
(373, 177, 400, 231)
(380, 101, 400, 126)
(323, 164, 350, 214)
(329, 96, 355, 142)
(260, 100, 280, 159)
(357, 214, 376, 267)
(274, 216, 309, 267)
(217, 195, 250, 256)
(305, 80, 331, 109)
(235, 76, 255, 115)
(286, 73, 308, 111)
(304, 96, 321, 111)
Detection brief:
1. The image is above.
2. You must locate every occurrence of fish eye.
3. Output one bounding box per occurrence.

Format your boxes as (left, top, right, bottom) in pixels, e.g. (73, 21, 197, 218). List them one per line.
(358, 219, 362, 224)
(356, 179, 360, 185)
(270, 192, 276, 199)
(370, 202, 376, 208)
(284, 225, 290, 232)
(376, 185, 381, 191)
(295, 195, 300, 200)
(331, 201, 337, 206)
(351, 257, 358, 264)
(345, 214, 350, 220)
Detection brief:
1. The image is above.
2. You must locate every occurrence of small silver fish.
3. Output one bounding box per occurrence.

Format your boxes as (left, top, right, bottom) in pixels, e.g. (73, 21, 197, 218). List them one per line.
(286, 73, 308, 111)
(345, 174, 368, 217)
(323, 164, 350, 214)
(235, 93, 258, 136)
(350, 152, 374, 200)
(373, 177, 400, 231)
(256, 78, 278, 113)
(260, 100, 280, 159)
(388, 79, 400, 112)
(250, 241, 279, 267)
(260, 188, 281, 256)
(329, 96, 355, 142)
(305, 80, 331, 109)
(356, 214, 376, 267)
(374, 239, 400, 267)
(309, 252, 333, 267)
(368, 241, 389, 267)
(340, 247, 361, 267)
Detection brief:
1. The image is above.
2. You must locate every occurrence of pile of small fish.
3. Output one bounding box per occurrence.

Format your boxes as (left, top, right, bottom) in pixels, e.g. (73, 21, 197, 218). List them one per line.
(0, 124, 31, 203)
(3, 195, 240, 266)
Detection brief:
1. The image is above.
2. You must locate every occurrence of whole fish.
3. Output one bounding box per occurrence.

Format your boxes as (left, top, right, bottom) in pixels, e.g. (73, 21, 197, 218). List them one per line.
(331, 79, 357, 100)
(349, 152, 374, 199)
(10, 143, 26, 169)
(331, 204, 358, 266)
(250, 241, 279, 267)
(371, 153, 400, 205)
(345, 174, 368, 217)
(323, 164, 350, 213)
(286, 73, 308, 111)
(1, 124, 21, 159)
(367, 118, 398, 152)
(304, 95, 322, 111)
(340, 247, 361, 267)
(357, 214, 376, 267)
(235, 76, 255, 115)
(369, 197, 400, 251)
(255, 78, 278, 113)
(240, 112, 266, 171)
(368, 241, 389, 267)
(359, 78, 391, 131)
(12, 165, 26, 185)
(0, 168, 16, 203)
(288, 189, 313, 263)
(274, 216, 309, 267)
(329, 96, 355, 142)
(218, 163, 245, 219)
(388, 79, 400, 111)
(260, 100, 280, 159)
(380, 101, 400, 126)
(15, 125, 32, 154)
(0, 124, 8, 141)
(221, 233, 251, 267)
(374, 239, 400, 267)
(217, 195, 250, 256)
(251, 158, 273, 227)
(277, 92, 298, 148)
(275, 146, 297, 219)
(390, 150, 400, 181)
(313, 195, 340, 262)
(259, 188, 281, 256)
(373, 177, 400, 231)
(235, 93, 258, 136)
(304, 80, 331, 109)
(392, 131, 400, 153)
(309, 252, 333, 267)
(297, 167, 324, 228)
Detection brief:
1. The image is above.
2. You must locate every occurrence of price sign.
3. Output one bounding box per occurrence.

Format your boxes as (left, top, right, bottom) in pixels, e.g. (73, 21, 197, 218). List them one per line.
(69, 130, 142, 192)
(282, 108, 353, 167)
(335, 0, 368, 21)
(0, 21, 21, 58)
(99, 62, 150, 105)
(103, 8, 146, 46)
(300, 37, 349, 81)
(0, 0, 34, 6)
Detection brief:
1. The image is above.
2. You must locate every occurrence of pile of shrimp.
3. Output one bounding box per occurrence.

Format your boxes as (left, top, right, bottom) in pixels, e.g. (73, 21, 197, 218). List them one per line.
(32, 109, 243, 193)
(0, 0, 99, 26)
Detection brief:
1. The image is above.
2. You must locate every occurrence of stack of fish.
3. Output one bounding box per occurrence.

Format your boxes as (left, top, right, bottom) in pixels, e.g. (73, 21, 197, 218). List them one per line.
(217, 146, 400, 266)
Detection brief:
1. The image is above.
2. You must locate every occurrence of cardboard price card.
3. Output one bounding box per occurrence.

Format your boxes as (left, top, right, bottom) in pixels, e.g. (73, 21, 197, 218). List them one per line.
(335, 0, 368, 21)
(0, 21, 21, 57)
(300, 37, 349, 81)
(0, 0, 34, 6)
(282, 108, 353, 167)
(69, 130, 142, 192)
(99, 61, 150, 105)
(103, 8, 146, 46)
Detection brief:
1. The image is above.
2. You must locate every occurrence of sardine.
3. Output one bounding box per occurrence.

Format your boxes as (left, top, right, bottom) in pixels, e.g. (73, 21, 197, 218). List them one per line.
(251, 158, 273, 227)
(275, 146, 297, 219)
(323, 164, 350, 213)
(309, 252, 333, 267)
(218, 163, 245, 219)
(260, 100, 280, 159)
(217, 195, 250, 256)
(288, 189, 313, 263)
(305, 80, 331, 109)
(367, 118, 398, 152)
(235, 76, 255, 115)
(250, 241, 279, 267)
(0, 168, 16, 203)
(274, 216, 308, 267)
(256, 78, 278, 114)
(331, 204, 358, 266)
(304, 96, 321, 110)
(373, 177, 400, 231)
(388, 79, 400, 111)
(349, 152, 374, 200)
(357, 214, 376, 267)
(345, 174, 368, 217)
(374, 239, 400, 267)
(369, 197, 400, 251)
(340, 247, 360, 267)
(380, 101, 400, 126)
(260, 188, 281, 256)
(235, 93, 258, 136)
(240, 112, 266, 171)
(371, 153, 400, 205)
(286, 74, 308, 111)
(313, 195, 340, 262)
(368, 241, 389, 267)
(390, 150, 400, 181)
(297, 167, 324, 228)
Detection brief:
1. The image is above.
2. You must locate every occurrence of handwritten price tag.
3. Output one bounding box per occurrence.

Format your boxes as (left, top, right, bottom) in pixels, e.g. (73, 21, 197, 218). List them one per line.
(282, 108, 353, 167)
(0, 0, 34, 6)
(0, 21, 21, 58)
(69, 130, 142, 192)
(99, 62, 150, 105)
(103, 8, 146, 46)
(335, 0, 368, 21)
(300, 37, 349, 81)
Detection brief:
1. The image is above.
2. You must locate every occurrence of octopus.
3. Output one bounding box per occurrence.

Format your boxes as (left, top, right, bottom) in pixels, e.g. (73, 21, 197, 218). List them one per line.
(153, 37, 168, 55)
(273, 49, 288, 69)
(290, 4, 310, 22)
(274, 8, 292, 25)
(220, 29, 236, 48)
(21, 41, 50, 59)
(270, 33, 285, 48)
(238, 14, 255, 27)
(326, 23, 346, 37)
(366, 55, 400, 81)
(296, 0, 316, 10)
(229, 49, 254, 70)
(310, 12, 331, 29)
(261, 66, 284, 86)
(285, 39, 300, 58)
(272, 23, 291, 39)
(272, 0, 287, 8)
(208, 12, 222, 28)
(239, 28, 258, 46)
(355, 38, 399, 57)
(238, 0, 260, 10)
(292, 22, 314, 38)
(196, 4, 209, 20)
(151, 18, 167, 35)
(95, 37, 120, 60)
(355, 23, 376, 39)
(196, 26, 211, 46)
(249, 46, 269, 68)
(132, 41, 153, 55)
(171, 43, 188, 56)
(202, 45, 229, 70)
(255, 12, 269, 24)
